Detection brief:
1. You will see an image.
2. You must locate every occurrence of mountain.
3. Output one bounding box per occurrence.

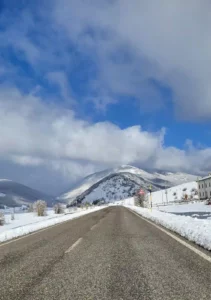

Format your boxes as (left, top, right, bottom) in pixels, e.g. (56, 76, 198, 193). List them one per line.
(58, 165, 197, 205)
(0, 179, 54, 207)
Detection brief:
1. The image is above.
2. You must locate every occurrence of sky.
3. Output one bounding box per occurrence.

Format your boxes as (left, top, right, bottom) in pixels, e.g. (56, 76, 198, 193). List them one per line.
(1, 0, 211, 195)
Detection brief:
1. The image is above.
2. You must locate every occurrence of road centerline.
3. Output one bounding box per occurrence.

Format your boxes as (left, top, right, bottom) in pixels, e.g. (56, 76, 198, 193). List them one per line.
(65, 237, 83, 253)
(90, 224, 98, 231)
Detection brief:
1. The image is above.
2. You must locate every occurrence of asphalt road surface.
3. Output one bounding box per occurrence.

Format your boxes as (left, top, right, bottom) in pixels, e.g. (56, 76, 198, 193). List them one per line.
(1, 206, 211, 300)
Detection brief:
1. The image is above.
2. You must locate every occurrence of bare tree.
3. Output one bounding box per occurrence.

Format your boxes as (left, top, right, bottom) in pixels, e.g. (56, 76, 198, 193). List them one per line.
(134, 190, 145, 207)
(28, 204, 34, 212)
(0, 212, 5, 226)
(54, 203, 64, 214)
(33, 200, 47, 216)
(84, 202, 91, 209)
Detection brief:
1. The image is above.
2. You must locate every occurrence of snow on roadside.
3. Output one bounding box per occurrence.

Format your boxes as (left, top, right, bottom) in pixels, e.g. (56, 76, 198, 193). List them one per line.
(158, 202, 211, 213)
(125, 205, 211, 251)
(0, 206, 106, 243)
(123, 197, 135, 206)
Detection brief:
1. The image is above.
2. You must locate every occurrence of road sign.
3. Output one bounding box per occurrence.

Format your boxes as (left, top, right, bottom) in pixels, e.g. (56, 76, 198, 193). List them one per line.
(139, 189, 145, 195)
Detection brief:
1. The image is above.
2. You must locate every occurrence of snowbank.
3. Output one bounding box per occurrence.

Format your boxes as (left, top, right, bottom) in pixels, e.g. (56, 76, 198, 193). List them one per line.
(123, 197, 135, 206)
(126, 205, 211, 251)
(0, 206, 106, 243)
(158, 202, 211, 213)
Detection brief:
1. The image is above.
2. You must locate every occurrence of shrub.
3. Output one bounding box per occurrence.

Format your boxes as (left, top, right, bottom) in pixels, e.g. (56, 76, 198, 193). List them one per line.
(33, 200, 47, 216)
(84, 202, 90, 209)
(0, 212, 5, 226)
(184, 194, 188, 200)
(173, 192, 177, 196)
(183, 187, 187, 192)
(54, 203, 64, 214)
(28, 204, 34, 212)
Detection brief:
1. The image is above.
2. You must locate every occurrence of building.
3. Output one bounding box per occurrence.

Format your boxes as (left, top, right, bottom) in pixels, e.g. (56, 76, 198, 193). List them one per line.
(198, 175, 211, 200)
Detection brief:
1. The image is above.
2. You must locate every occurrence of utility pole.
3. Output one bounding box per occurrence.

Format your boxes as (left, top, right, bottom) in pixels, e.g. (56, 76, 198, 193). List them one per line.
(149, 185, 152, 211)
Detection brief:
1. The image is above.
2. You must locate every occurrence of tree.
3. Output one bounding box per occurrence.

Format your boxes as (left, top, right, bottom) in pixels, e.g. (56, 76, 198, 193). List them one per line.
(54, 203, 64, 214)
(93, 199, 100, 205)
(84, 202, 90, 209)
(28, 204, 34, 212)
(182, 193, 188, 201)
(33, 200, 47, 216)
(0, 212, 5, 226)
(134, 190, 145, 207)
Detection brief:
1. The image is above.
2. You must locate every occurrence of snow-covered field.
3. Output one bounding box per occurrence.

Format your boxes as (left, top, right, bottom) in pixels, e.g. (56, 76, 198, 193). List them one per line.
(126, 202, 211, 251)
(157, 202, 211, 220)
(150, 181, 198, 206)
(0, 206, 106, 243)
(159, 202, 211, 213)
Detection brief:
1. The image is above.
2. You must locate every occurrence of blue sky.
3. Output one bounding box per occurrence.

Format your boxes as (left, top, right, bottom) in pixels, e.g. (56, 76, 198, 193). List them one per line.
(0, 0, 211, 194)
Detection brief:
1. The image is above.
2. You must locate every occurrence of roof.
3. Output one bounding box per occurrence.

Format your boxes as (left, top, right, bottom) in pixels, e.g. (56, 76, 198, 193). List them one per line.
(198, 175, 211, 182)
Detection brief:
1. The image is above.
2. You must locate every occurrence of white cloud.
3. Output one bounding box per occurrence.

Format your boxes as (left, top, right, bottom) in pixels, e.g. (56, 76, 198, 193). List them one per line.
(0, 85, 211, 192)
(5, 1, 211, 117)
(52, 0, 211, 119)
(0, 85, 163, 166)
(1, 1, 211, 193)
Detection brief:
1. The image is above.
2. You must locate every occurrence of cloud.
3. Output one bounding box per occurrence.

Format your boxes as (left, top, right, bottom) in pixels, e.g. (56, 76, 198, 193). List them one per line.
(52, 0, 211, 119)
(2, 1, 211, 118)
(0, 85, 163, 166)
(1, 1, 211, 194)
(0, 84, 164, 193)
(0, 84, 210, 195)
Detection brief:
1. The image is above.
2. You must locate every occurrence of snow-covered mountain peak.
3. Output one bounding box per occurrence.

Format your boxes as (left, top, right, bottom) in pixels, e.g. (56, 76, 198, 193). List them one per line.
(58, 165, 197, 205)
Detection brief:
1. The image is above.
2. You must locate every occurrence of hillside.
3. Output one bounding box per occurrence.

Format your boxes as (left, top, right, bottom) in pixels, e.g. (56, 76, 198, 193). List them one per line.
(150, 181, 198, 206)
(73, 173, 144, 205)
(58, 165, 197, 205)
(0, 179, 53, 207)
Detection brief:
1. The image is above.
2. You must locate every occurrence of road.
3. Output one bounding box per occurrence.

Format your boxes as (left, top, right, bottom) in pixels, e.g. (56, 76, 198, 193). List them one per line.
(1, 206, 211, 300)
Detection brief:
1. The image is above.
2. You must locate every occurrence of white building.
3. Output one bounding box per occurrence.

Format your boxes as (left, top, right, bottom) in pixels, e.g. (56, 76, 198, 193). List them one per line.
(198, 175, 211, 200)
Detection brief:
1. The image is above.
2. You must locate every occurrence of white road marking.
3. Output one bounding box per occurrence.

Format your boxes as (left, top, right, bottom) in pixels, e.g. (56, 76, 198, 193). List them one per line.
(90, 224, 98, 231)
(128, 208, 211, 263)
(65, 237, 83, 253)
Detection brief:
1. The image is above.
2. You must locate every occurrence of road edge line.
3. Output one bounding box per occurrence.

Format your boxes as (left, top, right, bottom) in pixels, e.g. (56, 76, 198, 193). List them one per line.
(127, 207, 211, 263)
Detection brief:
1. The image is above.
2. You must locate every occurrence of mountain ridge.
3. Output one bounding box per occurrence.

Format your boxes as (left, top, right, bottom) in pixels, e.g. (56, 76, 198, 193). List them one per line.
(0, 180, 54, 207)
(58, 165, 197, 205)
